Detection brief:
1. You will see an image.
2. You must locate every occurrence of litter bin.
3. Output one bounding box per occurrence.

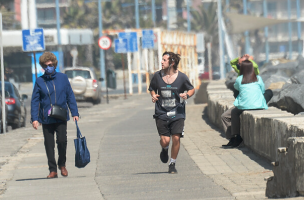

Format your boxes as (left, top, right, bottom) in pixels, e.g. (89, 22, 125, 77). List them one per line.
(107, 69, 117, 89)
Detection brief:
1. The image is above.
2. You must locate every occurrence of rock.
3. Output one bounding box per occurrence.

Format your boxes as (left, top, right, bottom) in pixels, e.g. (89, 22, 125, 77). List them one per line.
(262, 74, 291, 89)
(224, 71, 237, 90)
(268, 84, 304, 114)
(260, 60, 298, 78)
(290, 70, 304, 84)
(267, 82, 286, 90)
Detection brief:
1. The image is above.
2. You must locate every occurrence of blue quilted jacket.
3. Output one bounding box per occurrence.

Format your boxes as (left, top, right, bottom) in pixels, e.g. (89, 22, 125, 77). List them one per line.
(31, 71, 79, 124)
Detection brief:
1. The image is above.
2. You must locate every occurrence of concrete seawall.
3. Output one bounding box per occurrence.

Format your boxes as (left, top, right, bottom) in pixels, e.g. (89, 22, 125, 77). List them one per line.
(206, 80, 304, 198)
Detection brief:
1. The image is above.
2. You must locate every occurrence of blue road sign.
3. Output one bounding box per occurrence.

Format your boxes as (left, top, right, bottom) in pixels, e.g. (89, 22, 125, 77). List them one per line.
(114, 39, 128, 53)
(22, 28, 45, 52)
(118, 32, 138, 52)
(142, 30, 154, 49)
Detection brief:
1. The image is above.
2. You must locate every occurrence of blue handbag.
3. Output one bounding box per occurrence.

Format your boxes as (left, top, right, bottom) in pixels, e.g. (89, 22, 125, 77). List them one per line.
(74, 121, 90, 168)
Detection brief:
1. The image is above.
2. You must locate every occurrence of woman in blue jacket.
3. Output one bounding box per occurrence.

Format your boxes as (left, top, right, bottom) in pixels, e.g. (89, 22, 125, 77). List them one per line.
(230, 60, 268, 148)
(31, 52, 79, 179)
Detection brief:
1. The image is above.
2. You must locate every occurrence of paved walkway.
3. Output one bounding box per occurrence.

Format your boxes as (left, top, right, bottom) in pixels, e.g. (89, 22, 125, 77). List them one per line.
(0, 92, 302, 199)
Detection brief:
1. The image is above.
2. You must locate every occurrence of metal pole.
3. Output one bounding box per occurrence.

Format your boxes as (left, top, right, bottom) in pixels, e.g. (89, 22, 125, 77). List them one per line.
(34, 52, 37, 79)
(263, 0, 269, 62)
(121, 54, 127, 99)
(0, 13, 6, 134)
(55, 0, 62, 52)
(105, 50, 109, 104)
(226, 0, 230, 12)
(167, 0, 170, 30)
(27, 0, 30, 28)
(297, 0, 302, 55)
(152, 0, 156, 27)
(135, 0, 139, 28)
(288, 0, 292, 59)
(99, 0, 106, 87)
(243, 0, 250, 54)
(208, 43, 213, 81)
(127, 52, 133, 94)
(217, 0, 225, 79)
(187, 0, 191, 32)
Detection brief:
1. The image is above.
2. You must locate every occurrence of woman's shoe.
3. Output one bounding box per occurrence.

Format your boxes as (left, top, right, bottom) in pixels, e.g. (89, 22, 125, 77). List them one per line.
(47, 171, 58, 179)
(222, 137, 236, 147)
(230, 135, 243, 148)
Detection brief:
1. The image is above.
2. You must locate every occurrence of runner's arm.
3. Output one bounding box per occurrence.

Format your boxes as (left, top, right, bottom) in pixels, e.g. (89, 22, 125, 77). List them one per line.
(187, 88, 195, 98)
(150, 90, 160, 103)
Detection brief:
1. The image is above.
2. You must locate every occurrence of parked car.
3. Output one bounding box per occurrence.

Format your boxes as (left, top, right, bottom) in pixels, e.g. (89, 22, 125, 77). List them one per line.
(0, 93, 8, 133)
(0, 82, 27, 129)
(63, 67, 102, 104)
(198, 66, 221, 80)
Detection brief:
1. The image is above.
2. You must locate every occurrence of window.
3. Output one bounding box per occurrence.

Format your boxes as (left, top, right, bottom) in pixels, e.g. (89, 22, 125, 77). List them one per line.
(13, 85, 20, 99)
(37, 8, 54, 21)
(65, 70, 91, 79)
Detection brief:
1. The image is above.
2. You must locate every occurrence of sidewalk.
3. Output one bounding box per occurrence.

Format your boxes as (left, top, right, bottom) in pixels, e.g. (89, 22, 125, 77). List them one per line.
(182, 104, 302, 200)
(0, 93, 302, 199)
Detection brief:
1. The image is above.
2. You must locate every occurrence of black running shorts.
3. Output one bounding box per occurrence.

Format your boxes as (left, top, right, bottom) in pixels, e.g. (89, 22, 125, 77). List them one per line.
(155, 118, 185, 138)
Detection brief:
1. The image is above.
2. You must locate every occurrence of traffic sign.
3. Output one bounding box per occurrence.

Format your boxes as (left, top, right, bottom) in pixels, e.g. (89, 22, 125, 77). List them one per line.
(98, 36, 112, 50)
(22, 28, 45, 52)
(142, 30, 154, 49)
(118, 32, 138, 52)
(114, 39, 128, 53)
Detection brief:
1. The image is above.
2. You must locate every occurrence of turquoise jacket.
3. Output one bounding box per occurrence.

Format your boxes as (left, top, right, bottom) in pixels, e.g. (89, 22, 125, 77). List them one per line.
(233, 75, 268, 110)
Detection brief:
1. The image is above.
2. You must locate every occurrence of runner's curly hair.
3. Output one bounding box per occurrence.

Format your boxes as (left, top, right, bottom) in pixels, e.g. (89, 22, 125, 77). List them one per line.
(162, 51, 181, 70)
(39, 52, 58, 68)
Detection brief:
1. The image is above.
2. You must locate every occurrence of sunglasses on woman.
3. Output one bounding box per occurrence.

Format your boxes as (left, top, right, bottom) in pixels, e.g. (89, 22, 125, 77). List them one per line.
(42, 64, 54, 68)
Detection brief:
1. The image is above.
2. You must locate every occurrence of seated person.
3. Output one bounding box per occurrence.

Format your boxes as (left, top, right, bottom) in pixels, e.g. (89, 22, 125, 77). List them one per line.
(227, 60, 268, 148)
(221, 55, 273, 147)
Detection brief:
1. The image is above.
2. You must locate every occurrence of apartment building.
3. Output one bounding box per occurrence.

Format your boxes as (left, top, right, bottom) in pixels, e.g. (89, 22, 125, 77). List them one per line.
(243, 0, 304, 60)
(36, 0, 70, 28)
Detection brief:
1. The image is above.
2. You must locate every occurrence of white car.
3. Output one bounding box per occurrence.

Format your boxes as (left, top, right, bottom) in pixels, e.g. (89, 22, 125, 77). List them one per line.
(63, 67, 102, 104)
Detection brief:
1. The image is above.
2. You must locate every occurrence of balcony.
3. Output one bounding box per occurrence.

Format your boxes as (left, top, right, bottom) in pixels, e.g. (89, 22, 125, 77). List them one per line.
(36, 0, 70, 8)
(37, 19, 63, 26)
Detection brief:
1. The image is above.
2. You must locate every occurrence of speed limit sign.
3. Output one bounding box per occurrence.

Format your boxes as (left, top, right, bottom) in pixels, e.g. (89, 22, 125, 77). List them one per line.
(98, 36, 112, 50)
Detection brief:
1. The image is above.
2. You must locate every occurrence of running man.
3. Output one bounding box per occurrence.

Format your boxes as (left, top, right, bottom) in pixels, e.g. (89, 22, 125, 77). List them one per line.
(149, 51, 195, 174)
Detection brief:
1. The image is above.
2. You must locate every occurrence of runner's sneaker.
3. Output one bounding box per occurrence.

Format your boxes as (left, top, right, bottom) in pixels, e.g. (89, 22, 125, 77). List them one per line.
(160, 148, 169, 163)
(168, 162, 177, 174)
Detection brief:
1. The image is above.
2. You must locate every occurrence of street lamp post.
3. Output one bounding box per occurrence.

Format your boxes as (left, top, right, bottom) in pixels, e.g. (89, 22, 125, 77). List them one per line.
(167, 0, 170, 30)
(187, 0, 191, 32)
(152, 0, 156, 27)
(135, 0, 139, 28)
(0, 13, 6, 134)
(55, 0, 62, 54)
(288, 0, 292, 59)
(297, 0, 302, 55)
(243, 0, 250, 54)
(217, 0, 225, 79)
(98, 0, 106, 87)
(263, 0, 269, 62)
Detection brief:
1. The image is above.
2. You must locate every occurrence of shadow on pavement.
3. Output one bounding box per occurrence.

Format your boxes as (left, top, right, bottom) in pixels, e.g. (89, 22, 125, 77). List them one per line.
(16, 176, 87, 181)
(133, 172, 169, 175)
(16, 178, 48, 181)
(201, 106, 272, 171)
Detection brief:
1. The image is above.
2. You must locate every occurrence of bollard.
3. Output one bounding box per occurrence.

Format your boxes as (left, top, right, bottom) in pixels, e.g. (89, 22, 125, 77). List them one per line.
(271, 161, 279, 166)
(264, 176, 273, 181)
(277, 147, 288, 153)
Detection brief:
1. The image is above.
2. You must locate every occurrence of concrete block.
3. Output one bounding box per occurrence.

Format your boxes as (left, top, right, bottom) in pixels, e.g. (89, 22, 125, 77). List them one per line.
(206, 81, 304, 198)
(266, 137, 304, 197)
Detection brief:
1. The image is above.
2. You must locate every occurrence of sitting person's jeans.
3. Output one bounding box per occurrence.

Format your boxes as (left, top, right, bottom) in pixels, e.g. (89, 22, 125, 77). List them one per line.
(221, 89, 273, 139)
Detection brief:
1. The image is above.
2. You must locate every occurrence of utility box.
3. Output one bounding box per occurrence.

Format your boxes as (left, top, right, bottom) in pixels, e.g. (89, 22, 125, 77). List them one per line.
(107, 69, 116, 89)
